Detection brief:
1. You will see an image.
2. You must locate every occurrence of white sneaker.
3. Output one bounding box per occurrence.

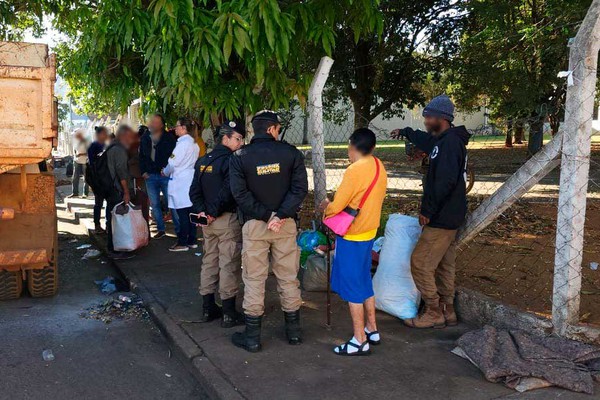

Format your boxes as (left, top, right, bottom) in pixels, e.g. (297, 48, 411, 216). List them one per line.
(169, 245, 189, 252)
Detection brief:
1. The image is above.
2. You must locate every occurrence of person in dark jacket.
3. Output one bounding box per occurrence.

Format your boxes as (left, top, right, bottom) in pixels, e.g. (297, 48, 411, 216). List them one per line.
(139, 114, 177, 239)
(88, 126, 109, 233)
(190, 120, 245, 328)
(229, 110, 308, 353)
(391, 94, 469, 329)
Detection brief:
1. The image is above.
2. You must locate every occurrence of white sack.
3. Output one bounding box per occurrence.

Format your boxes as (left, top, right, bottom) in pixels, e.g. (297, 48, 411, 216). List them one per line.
(373, 214, 421, 319)
(111, 202, 149, 252)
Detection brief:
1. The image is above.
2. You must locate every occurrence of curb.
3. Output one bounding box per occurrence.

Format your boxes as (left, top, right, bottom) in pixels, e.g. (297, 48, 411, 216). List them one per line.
(79, 216, 245, 400)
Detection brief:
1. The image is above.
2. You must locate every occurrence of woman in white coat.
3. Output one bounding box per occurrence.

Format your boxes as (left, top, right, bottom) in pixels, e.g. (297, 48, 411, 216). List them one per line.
(162, 117, 200, 252)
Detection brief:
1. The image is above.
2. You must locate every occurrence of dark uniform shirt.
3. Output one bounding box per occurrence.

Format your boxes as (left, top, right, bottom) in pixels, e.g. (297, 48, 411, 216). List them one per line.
(189, 144, 237, 218)
(229, 133, 308, 223)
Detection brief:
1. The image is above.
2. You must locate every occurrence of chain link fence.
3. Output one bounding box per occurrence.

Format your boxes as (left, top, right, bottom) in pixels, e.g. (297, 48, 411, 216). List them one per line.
(289, 1, 600, 339)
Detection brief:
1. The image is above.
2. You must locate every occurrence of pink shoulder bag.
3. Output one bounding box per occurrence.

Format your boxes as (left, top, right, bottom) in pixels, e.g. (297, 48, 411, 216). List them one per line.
(323, 157, 381, 236)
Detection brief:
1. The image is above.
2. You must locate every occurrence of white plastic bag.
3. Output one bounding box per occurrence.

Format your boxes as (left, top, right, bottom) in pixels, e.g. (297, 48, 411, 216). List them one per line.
(373, 214, 421, 319)
(111, 202, 149, 252)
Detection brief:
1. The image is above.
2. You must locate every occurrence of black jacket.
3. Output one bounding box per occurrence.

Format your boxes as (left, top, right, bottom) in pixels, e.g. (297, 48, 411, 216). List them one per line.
(229, 133, 308, 223)
(139, 130, 177, 175)
(189, 144, 236, 218)
(405, 126, 470, 230)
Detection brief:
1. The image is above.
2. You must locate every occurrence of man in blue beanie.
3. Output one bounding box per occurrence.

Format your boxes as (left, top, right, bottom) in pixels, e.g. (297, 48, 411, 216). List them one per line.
(391, 94, 469, 329)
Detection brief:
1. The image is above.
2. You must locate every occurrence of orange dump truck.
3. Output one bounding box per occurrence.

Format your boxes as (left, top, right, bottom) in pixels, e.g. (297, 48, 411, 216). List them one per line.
(0, 41, 59, 299)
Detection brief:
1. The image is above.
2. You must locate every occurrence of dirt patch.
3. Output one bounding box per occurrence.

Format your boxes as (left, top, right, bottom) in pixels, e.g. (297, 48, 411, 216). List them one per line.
(457, 200, 600, 325)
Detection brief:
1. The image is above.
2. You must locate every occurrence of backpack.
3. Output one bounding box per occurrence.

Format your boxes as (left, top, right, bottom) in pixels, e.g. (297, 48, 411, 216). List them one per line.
(88, 144, 118, 198)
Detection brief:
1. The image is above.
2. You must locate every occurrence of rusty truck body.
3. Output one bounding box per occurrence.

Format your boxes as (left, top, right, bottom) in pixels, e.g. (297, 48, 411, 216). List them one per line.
(0, 41, 59, 299)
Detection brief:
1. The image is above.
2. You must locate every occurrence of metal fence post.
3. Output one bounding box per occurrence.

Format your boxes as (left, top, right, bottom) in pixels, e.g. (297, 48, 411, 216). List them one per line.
(308, 56, 334, 210)
(552, 0, 600, 335)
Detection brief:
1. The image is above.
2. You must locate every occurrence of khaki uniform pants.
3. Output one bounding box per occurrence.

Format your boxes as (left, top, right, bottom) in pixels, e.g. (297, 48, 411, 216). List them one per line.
(242, 219, 301, 317)
(410, 226, 457, 307)
(199, 212, 242, 300)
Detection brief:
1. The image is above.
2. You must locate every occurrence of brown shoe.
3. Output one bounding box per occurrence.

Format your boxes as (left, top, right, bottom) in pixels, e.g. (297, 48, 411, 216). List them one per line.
(441, 303, 458, 326)
(404, 305, 445, 329)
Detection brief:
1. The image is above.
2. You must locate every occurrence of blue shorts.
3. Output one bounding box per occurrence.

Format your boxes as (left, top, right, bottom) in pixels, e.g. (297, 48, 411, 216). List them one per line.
(331, 236, 375, 303)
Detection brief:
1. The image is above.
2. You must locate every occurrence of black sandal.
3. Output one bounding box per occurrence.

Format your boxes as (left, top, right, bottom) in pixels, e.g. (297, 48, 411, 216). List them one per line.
(333, 339, 371, 356)
(366, 330, 381, 345)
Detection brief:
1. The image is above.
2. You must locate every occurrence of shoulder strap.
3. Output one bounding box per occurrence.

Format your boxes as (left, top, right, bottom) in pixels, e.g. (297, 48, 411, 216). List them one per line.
(197, 152, 229, 183)
(358, 157, 381, 210)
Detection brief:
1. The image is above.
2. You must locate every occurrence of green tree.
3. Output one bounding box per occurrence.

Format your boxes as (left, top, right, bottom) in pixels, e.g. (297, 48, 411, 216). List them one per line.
(324, 0, 464, 129)
(452, 0, 591, 153)
(3, 0, 383, 124)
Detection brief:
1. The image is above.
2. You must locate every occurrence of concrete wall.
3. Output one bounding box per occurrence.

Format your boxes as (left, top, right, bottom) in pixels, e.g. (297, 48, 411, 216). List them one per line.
(283, 106, 487, 144)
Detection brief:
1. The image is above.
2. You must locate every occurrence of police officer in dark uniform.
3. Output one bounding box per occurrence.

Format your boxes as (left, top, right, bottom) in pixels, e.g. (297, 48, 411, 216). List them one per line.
(190, 120, 246, 328)
(229, 110, 308, 352)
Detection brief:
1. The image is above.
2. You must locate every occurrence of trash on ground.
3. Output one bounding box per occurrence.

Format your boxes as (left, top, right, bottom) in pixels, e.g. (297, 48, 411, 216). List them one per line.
(165, 373, 172, 378)
(42, 349, 55, 361)
(453, 325, 600, 394)
(69, 239, 78, 243)
(590, 262, 598, 271)
(94, 276, 128, 294)
(76, 244, 92, 250)
(79, 292, 148, 324)
(194, 252, 202, 257)
(82, 249, 101, 260)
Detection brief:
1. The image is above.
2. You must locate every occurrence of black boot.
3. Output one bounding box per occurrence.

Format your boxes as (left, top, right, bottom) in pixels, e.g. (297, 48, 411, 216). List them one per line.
(221, 296, 244, 328)
(199, 294, 222, 323)
(232, 315, 262, 353)
(284, 310, 302, 345)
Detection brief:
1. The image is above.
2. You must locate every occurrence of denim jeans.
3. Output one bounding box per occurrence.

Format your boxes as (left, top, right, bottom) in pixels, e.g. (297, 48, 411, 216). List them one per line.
(176, 207, 197, 246)
(72, 163, 89, 196)
(145, 173, 179, 233)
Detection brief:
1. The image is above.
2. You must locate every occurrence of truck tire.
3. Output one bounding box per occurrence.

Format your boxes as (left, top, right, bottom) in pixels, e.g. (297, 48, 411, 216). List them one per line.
(28, 233, 58, 298)
(27, 264, 58, 297)
(0, 270, 23, 300)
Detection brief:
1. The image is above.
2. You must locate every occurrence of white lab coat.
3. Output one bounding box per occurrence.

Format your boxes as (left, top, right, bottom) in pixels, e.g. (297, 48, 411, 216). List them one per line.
(163, 134, 200, 209)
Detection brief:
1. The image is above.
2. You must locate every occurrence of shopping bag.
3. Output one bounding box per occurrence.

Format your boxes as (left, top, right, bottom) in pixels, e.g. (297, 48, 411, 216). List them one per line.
(111, 202, 149, 252)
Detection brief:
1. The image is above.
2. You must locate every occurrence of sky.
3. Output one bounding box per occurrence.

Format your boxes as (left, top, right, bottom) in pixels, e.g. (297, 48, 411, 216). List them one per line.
(22, 19, 69, 97)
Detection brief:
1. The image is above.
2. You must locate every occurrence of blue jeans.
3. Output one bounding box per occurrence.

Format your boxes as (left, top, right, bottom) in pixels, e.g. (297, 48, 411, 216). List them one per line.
(146, 174, 179, 233)
(176, 207, 197, 246)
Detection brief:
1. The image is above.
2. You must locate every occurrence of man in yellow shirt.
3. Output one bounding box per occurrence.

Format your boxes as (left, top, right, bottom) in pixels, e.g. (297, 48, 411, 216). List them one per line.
(320, 128, 387, 356)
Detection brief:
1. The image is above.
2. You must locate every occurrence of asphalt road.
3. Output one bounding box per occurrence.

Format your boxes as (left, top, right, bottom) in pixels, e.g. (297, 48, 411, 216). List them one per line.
(0, 200, 207, 400)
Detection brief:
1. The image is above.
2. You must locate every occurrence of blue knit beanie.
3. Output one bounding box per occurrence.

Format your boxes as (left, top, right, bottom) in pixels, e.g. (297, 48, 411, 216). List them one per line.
(422, 94, 455, 122)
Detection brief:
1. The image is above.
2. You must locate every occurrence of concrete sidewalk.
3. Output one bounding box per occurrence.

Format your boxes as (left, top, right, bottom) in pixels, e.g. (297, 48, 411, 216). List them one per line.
(61, 188, 590, 400)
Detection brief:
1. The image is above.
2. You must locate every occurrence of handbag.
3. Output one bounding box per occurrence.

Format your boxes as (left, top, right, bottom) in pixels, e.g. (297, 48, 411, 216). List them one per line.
(323, 157, 381, 236)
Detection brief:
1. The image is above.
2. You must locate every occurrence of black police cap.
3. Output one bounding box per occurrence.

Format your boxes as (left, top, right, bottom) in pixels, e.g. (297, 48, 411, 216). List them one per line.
(220, 120, 246, 138)
(251, 110, 280, 124)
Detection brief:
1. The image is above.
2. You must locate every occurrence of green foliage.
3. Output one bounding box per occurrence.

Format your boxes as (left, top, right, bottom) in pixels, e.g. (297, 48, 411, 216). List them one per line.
(323, 0, 465, 128)
(3, 0, 383, 122)
(451, 0, 592, 125)
(0, 0, 44, 40)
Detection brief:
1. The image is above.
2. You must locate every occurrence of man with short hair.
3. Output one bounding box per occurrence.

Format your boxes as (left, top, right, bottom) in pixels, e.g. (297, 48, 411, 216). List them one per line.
(88, 126, 109, 233)
(229, 110, 308, 352)
(391, 94, 469, 329)
(190, 120, 246, 328)
(106, 125, 137, 260)
(139, 114, 177, 238)
(69, 129, 89, 198)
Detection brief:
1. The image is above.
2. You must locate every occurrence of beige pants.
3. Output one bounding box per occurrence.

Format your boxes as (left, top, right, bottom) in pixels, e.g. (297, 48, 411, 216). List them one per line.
(199, 212, 242, 300)
(241, 219, 301, 317)
(410, 226, 457, 307)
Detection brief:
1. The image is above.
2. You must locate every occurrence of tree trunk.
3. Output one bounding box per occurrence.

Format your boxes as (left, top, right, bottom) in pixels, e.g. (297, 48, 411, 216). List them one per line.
(528, 119, 545, 156)
(514, 122, 524, 144)
(505, 119, 513, 147)
(352, 101, 371, 130)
